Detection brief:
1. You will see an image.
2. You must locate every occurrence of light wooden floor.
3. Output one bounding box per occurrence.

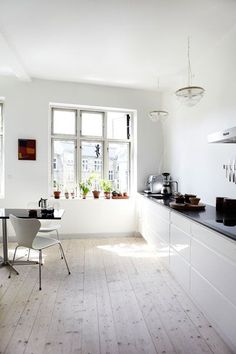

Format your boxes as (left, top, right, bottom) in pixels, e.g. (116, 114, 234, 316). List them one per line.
(0, 237, 233, 354)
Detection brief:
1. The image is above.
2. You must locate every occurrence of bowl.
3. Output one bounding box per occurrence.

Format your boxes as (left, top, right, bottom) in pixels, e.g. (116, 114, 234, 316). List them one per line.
(184, 194, 197, 203)
(175, 195, 185, 204)
(189, 197, 200, 205)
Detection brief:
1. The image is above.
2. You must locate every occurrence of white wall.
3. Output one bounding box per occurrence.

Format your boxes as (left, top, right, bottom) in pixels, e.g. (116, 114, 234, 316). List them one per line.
(0, 77, 163, 235)
(162, 27, 236, 205)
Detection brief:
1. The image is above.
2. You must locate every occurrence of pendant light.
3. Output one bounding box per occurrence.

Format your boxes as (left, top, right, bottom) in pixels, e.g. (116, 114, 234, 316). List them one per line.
(149, 79, 168, 122)
(149, 110, 168, 122)
(175, 37, 205, 107)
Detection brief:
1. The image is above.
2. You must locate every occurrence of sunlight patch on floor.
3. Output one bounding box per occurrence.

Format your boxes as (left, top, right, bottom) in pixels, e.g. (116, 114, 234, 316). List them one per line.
(97, 242, 168, 258)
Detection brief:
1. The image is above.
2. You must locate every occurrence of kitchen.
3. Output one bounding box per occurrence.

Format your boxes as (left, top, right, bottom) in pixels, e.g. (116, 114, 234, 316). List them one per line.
(0, 1, 236, 353)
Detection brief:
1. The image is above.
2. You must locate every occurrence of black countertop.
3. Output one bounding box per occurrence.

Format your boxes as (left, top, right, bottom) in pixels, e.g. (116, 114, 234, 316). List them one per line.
(140, 194, 236, 242)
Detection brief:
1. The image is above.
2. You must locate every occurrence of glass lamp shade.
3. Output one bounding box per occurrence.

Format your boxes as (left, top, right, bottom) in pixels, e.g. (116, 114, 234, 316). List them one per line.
(175, 86, 205, 107)
(149, 110, 168, 122)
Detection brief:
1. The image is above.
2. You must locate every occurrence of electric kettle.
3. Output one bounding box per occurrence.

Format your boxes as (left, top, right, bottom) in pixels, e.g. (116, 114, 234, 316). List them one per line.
(38, 198, 48, 209)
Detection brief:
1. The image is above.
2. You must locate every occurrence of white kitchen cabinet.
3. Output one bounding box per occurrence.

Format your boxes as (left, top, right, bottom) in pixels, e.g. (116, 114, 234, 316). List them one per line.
(191, 237, 236, 307)
(137, 194, 236, 352)
(169, 247, 190, 291)
(169, 211, 191, 291)
(190, 221, 236, 350)
(137, 195, 170, 266)
(191, 268, 236, 350)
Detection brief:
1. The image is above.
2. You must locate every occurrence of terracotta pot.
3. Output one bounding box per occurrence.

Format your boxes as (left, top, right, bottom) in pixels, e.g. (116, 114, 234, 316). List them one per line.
(104, 192, 111, 199)
(54, 191, 61, 199)
(92, 190, 100, 199)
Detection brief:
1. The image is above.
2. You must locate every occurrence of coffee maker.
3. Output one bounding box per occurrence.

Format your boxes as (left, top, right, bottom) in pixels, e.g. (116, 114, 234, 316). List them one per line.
(161, 173, 178, 196)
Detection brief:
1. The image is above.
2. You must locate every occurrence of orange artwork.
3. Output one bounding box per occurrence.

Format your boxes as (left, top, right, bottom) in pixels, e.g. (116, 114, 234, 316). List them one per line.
(18, 139, 36, 160)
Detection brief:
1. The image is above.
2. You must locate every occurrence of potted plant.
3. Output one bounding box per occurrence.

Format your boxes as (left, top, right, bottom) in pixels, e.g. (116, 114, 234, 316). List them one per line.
(88, 173, 101, 199)
(100, 179, 112, 199)
(92, 189, 100, 199)
(64, 186, 69, 199)
(53, 182, 62, 199)
(79, 181, 91, 199)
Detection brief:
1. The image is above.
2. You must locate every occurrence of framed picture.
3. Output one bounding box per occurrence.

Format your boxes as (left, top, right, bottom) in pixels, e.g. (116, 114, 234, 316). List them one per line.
(18, 139, 36, 160)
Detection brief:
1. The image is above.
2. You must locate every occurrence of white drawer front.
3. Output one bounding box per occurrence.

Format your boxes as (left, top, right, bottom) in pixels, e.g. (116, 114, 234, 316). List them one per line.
(191, 268, 236, 351)
(146, 198, 170, 221)
(191, 239, 236, 307)
(147, 213, 169, 244)
(191, 222, 236, 263)
(170, 211, 191, 235)
(141, 224, 169, 266)
(169, 248, 190, 292)
(170, 224, 191, 261)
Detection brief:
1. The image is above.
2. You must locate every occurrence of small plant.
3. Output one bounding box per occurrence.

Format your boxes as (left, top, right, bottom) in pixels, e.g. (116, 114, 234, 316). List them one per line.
(79, 181, 91, 199)
(100, 179, 112, 199)
(53, 181, 62, 199)
(64, 186, 69, 199)
(100, 179, 112, 193)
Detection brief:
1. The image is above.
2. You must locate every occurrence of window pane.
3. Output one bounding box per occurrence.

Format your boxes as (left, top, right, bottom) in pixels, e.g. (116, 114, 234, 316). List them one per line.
(81, 112, 103, 137)
(0, 105, 2, 134)
(81, 141, 103, 190)
(108, 143, 129, 193)
(53, 109, 76, 135)
(0, 136, 2, 196)
(52, 140, 76, 192)
(107, 112, 129, 139)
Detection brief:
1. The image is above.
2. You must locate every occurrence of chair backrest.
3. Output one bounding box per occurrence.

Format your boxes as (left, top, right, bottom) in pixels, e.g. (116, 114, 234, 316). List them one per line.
(10, 214, 41, 248)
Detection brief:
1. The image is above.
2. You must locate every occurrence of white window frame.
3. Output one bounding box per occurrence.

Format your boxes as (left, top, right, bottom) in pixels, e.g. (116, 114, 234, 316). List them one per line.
(0, 103, 4, 198)
(51, 106, 133, 196)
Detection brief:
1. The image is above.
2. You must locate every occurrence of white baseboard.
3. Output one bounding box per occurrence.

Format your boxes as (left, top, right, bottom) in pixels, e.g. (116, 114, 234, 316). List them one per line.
(0, 231, 141, 242)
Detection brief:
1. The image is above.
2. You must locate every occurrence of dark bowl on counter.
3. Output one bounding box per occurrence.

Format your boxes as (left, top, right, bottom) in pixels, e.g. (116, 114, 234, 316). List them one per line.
(184, 194, 197, 203)
(175, 195, 185, 204)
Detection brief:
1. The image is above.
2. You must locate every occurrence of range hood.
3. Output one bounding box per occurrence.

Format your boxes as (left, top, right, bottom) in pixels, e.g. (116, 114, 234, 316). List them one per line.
(208, 126, 236, 143)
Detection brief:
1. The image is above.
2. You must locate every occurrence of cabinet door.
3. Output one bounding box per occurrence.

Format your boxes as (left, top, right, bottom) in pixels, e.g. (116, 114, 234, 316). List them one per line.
(138, 197, 170, 266)
(170, 224, 191, 262)
(191, 268, 236, 350)
(191, 238, 236, 307)
(169, 248, 190, 292)
(191, 222, 236, 263)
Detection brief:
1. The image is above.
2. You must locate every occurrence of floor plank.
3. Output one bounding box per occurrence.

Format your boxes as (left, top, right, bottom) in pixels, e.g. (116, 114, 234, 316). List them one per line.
(0, 237, 233, 354)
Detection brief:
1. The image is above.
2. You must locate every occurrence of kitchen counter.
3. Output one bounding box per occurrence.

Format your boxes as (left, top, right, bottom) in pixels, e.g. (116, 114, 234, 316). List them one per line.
(140, 193, 236, 241)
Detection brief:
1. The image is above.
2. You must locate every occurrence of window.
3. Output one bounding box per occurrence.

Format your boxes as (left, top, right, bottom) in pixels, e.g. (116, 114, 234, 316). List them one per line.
(0, 103, 3, 198)
(51, 107, 132, 195)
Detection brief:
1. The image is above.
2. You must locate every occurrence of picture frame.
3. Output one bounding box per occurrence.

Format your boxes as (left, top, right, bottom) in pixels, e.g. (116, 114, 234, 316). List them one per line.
(18, 139, 36, 160)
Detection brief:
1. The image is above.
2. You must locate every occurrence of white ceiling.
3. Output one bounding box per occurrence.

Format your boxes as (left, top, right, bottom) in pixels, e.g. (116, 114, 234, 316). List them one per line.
(0, 0, 235, 90)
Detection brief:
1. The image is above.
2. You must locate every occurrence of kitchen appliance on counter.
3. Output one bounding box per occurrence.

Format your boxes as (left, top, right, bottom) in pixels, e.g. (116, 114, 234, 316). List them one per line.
(161, 172, 178, 196)
(144, 173, 178, 197)
(144, 175, 163, 194)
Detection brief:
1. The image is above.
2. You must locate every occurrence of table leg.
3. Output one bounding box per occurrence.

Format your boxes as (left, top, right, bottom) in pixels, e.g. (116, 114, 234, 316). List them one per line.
(0, 219, 19, 274)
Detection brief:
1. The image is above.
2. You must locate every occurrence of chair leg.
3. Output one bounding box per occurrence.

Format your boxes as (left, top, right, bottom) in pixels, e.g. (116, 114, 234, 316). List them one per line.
(39, 250, 42, 290)
(9, 246, 18, 278)
(59, 243, 71, 275)
(55, 229, 59, 240)
(27, 248, 30, 261)
(55, 230, 63, 259)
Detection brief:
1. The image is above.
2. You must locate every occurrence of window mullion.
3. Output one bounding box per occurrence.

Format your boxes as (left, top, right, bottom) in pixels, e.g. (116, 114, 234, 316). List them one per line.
(103, 112, 108, 180)
(77, 109, 81, 195)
